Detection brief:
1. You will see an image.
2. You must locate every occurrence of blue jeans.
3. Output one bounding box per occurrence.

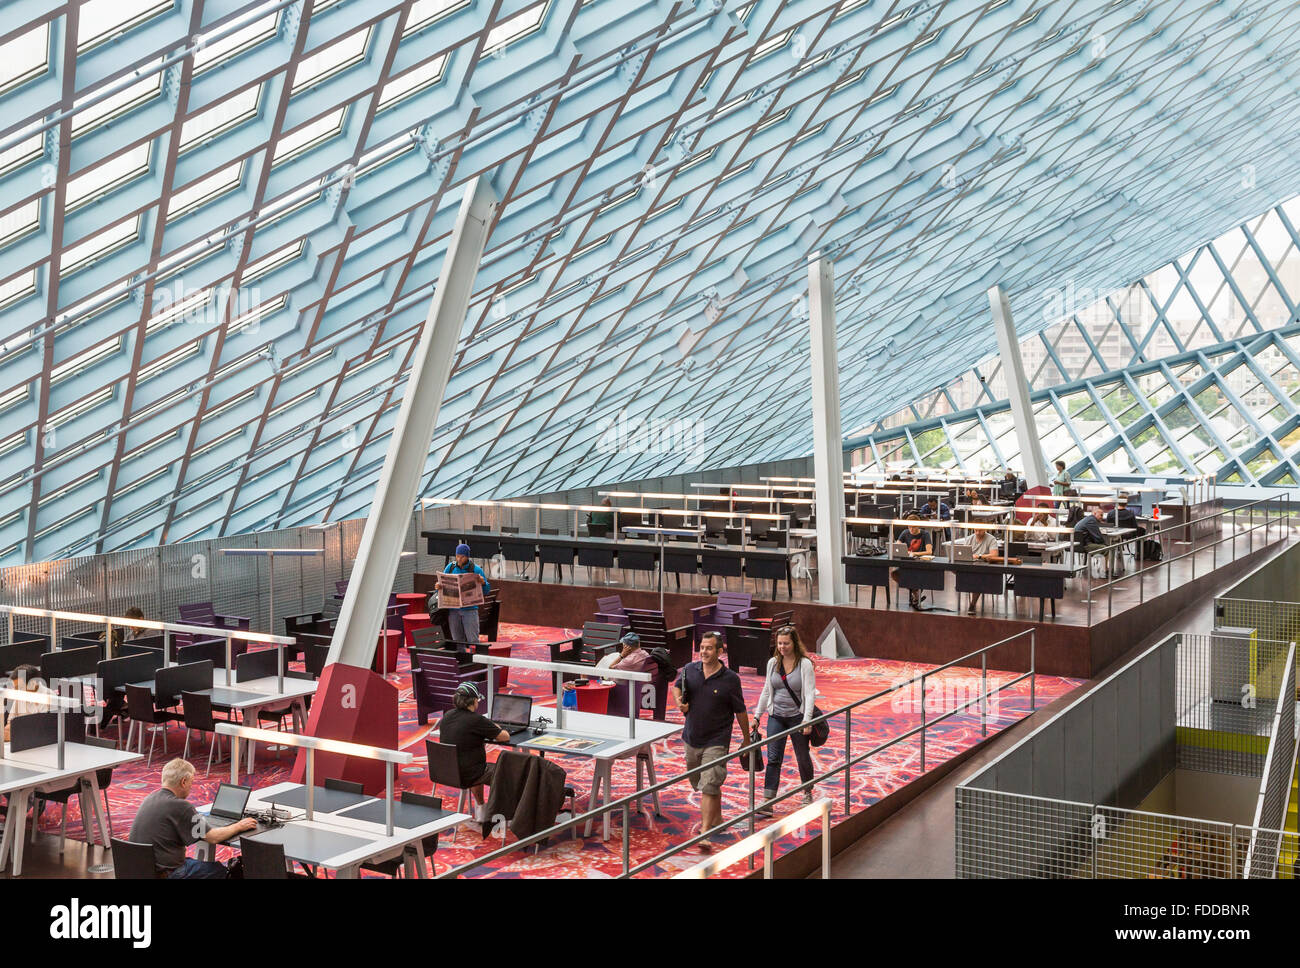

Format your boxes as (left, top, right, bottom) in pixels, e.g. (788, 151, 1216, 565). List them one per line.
(168, 858, 229, 879)
(763, 712, 814, 798)
(448, 608, 480, 646)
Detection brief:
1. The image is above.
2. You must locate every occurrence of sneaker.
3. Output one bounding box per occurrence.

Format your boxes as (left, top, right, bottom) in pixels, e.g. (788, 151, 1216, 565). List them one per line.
(802, 790, 815, 806)
(755, 801, 774, 818)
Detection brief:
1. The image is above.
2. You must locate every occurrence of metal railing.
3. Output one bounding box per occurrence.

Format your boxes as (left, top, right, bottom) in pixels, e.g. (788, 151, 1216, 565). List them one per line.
(672, 798, 833, 878)
(1083, 494, 1292, 623)
(437, 628, 1038, 878)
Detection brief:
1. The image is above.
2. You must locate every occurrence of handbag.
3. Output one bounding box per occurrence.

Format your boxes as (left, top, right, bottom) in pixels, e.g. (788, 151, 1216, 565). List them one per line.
(741, 727, 764, 772)
(777, 661, 830, 748)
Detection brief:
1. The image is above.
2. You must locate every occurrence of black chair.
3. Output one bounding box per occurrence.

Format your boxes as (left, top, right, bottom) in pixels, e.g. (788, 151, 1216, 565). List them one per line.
(180, 691, 226, 775)
(323, 777, 364, 795)
(587, 523, 610, 538)
(240, 836, 289, 879)
(426, 740, 478, 843)
(124, 684, 183, 767)
(83, 734, 119, 843)
(111, 838, 157, 879)
(360, 792, 444, 877)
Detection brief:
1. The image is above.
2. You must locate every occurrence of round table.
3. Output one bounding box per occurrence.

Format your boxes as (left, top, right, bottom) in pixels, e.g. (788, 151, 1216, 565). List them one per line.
(401, 612, 433, 649)
(573, 681, 615, 715)
(373, 629, 403, 676)
(395, 592, 428, 615)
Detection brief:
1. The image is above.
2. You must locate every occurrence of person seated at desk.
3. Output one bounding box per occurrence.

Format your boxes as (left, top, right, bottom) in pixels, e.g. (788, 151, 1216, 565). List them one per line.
(434, 681, 509, 821)
(128, 758, 257, 879)
(892, 515, 933, 610)
(1072, 510, 1106, 552)
(919, 498, 953, 544)
(588, 498, 614, 532)
(959, 529, 1000, 615)
(1103, 495, 1145, 536)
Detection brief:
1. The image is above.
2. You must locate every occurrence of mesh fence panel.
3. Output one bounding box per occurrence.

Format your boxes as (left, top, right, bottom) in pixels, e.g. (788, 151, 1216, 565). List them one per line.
(1217, 597, 1300, 700)
(956, 788, 1095, 878)
(1175, 632, 1286, 776)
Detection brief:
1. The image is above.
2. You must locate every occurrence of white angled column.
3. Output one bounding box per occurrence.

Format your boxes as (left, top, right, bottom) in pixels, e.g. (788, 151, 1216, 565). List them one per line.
(328, 176, 499, 669)
(809, 254, 848, 606)
(988, 284, 1048, 488)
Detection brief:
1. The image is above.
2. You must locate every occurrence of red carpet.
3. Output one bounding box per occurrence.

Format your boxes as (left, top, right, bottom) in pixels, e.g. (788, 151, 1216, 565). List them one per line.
(38, 623, 1081, 878)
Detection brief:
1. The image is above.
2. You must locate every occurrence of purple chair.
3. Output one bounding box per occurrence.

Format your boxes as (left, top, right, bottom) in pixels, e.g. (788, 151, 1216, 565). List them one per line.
(594, 595, 630, 630)
(410, 651, 488, 724)
(689, 592, 754, 646)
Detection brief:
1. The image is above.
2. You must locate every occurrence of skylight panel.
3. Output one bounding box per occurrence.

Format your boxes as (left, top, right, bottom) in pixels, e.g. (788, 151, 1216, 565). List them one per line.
(485, 0, 550, 54)
(0, 269, 36, 308)
(137, 341, 201, 380)
(61, 216, 141, 273)
(0, 200, 40, 247)
(147, 287, 211, 332)
(65, 143, 151, 210)
(292, 26, 372, 93)
(72, 58, 165, 135)
(0, 123, 44, 176)
(48, 388, 113, 428)
(193, 10, 279, 74)
(50, 335, 122, 384)
(242, 240, 303, 281)
(0, 21, 49, 94)
(167, 160, 244, 218)
(273, 107, 347, 162)
(404, 0, 471, 36)
(179, 85, 262, 151)
(378, 55, 449, 109)
(78, 0, 174, 52)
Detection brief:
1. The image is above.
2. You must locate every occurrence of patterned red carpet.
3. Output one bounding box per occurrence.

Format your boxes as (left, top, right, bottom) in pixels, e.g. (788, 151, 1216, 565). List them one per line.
(38, 623, 1081, 878)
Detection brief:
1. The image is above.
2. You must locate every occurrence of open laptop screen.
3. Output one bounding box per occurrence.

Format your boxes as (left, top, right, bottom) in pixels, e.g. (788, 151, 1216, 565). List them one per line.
(210, 782, 252, 820)
(492, 694, 533, 730)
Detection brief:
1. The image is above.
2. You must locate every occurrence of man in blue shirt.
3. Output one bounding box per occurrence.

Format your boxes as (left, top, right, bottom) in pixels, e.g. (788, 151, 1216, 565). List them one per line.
(673, 632, 750, 848)
(443, 543, 491, 646)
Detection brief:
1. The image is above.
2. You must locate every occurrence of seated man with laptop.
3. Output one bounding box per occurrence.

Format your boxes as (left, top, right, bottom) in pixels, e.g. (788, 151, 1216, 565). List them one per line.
(128, 758, 257, 878)
(435, 682, 511, 820)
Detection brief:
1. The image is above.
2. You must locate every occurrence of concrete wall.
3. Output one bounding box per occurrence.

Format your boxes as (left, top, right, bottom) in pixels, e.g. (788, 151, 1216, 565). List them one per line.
(1219, 540, 1300, 605)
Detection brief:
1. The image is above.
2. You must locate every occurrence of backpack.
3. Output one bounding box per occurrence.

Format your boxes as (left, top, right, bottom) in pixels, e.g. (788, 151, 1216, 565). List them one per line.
(1142, 538, 1163, 562)
(645, 647, 676, 683)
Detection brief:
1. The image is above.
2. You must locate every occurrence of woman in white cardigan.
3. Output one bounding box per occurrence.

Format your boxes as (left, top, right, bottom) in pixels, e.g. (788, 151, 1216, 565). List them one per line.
(753, 625, 817, 813)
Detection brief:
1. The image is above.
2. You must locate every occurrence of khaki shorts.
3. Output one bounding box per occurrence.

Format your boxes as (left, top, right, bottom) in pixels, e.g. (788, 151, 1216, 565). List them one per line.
(684, 743, 728, 797)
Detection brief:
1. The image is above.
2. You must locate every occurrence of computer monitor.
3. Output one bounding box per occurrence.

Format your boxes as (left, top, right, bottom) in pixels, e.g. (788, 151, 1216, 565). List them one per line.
(491, 693, 533, 730)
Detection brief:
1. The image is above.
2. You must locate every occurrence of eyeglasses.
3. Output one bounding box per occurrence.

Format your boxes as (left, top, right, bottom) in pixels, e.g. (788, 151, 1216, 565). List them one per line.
(777, 625, 797, 634)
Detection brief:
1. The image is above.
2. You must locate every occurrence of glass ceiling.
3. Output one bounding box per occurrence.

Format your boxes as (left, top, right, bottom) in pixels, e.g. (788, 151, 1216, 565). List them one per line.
(850, 197, 1300, 486)
(4, 0, 1300, 563)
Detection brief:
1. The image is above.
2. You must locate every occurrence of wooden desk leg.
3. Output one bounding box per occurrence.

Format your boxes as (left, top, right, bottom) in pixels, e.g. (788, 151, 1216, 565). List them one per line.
(0, 791, 16, 871)
(644, 748, 662, 816)
(1039, 599, 1045, 623)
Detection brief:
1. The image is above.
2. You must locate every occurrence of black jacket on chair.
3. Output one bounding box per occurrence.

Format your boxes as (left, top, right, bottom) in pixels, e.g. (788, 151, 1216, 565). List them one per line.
(482, 751, 568, 840)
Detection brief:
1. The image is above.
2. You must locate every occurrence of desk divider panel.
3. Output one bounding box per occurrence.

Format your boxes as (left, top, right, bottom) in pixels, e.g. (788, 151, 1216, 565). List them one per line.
(156, 660, 214, 699)
(40, 645, 102, 680)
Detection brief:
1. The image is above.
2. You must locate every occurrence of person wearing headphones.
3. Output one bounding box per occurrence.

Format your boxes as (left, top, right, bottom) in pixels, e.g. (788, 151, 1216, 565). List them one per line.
(434, 681, 509, 820)
(443, 543, 491, 646)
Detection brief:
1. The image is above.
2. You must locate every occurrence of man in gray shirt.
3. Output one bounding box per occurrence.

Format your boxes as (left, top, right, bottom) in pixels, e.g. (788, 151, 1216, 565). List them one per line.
(128, 758, 256, 878)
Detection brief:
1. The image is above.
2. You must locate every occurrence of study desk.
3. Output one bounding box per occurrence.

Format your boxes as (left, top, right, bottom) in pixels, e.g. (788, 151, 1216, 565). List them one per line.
(0, 741, 143, 876)
(841, 554, 1079, 619)
(124, 670, 317, 772)
(196, 781, 469, 878)
(438, 709, 682, 841)
(422, 528, 805, 597)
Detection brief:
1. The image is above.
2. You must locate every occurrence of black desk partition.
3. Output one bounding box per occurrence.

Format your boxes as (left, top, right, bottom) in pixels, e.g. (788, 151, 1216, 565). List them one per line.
(0, 640, 48, 673)
(155, 661, 214, 702)
(40, 646, 102, 680)
(176, 639, 227, 668)
(9, 711, 86, 751)
(98, 650, 165, 696)
(235, 647, 279, 683)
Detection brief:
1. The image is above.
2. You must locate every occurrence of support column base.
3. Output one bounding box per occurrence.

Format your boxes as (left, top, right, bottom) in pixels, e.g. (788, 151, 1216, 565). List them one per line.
(289, 663, 399, 796)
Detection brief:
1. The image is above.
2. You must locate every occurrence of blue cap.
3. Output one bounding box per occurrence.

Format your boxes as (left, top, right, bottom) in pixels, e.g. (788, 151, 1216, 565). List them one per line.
(455, 543, 471, 556)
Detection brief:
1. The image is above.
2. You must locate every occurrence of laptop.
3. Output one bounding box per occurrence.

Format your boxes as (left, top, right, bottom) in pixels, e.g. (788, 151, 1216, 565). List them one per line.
(208, 782, 252, 823)
(952, 544, 974, 561)
(891, 540, 911, 557)
(491, 693, 534, 739)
